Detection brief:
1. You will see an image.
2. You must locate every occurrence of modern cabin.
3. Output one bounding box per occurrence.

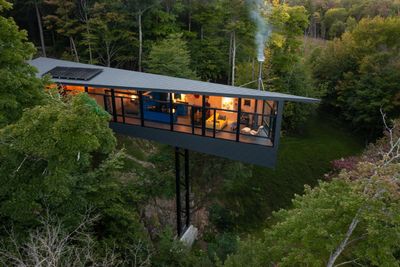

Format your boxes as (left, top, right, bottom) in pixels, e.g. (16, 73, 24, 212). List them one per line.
(29, 57, 318, 168)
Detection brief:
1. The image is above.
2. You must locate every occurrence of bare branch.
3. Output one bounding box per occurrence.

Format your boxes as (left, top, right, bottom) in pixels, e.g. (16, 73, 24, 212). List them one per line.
(327, 213, 360, 267)
(334, 258, 362, 267)
(14, 155, 28, 173)
(327, 111, 400, 267)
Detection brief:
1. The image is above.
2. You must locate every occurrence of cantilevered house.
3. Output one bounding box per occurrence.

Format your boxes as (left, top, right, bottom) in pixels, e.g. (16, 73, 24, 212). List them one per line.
(29, 57, 318, 168)
(29, 57, 318, 236)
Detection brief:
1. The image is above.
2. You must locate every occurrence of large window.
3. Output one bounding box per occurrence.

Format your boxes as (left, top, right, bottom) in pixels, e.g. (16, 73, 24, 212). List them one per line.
(238, 99, 276, 146)
(59, 85, 277, 147)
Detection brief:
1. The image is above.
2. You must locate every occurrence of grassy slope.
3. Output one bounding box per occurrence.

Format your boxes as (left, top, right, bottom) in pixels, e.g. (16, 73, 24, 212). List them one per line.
(257, 114, 362, 208)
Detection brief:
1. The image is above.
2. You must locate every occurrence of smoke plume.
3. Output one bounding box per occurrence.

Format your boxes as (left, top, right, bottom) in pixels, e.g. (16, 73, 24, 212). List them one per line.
(248, 0, 271, 62)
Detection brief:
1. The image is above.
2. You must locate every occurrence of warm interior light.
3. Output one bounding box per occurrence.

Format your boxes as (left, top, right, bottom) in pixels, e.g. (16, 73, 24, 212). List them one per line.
(131, 95, 138, 101)
(64, 85, 85, 91)
(222, 97, 234, 110)
(173, 93, 186, 102)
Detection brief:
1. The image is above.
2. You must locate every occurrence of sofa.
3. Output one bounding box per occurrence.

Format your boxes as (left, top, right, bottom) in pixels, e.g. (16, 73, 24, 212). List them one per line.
(206, 113, 227, 130)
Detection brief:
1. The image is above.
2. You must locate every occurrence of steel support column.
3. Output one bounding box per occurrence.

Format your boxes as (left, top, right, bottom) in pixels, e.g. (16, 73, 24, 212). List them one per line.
(175, 147, 191, 237)
(175, 147, 182, 236)
(169, 93, 174, 131)
(110, 89, 118, 122)
(201, 95, 206, 136)
(184, 149, 190, 227)
(236, 98, 242, 142)
(139, 91, 144, 127)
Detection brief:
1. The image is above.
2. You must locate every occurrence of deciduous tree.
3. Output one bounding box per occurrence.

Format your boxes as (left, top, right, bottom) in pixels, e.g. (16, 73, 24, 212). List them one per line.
(145, 33, 197, 79)
(224, 118, 400, 266)
(312, 17, 400, 134)
(0, 1, 45, 127)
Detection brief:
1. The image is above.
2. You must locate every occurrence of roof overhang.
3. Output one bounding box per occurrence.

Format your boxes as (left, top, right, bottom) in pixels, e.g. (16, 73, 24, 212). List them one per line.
(29, 57, 320, 103)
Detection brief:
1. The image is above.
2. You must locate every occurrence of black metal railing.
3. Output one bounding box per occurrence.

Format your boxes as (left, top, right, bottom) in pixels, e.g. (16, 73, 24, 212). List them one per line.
(64, 88, 276, 147)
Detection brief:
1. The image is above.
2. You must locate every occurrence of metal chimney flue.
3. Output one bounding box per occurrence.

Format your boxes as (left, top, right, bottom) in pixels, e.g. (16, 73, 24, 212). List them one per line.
(253, 58, 264, 128)
(257, 60, 264, 91)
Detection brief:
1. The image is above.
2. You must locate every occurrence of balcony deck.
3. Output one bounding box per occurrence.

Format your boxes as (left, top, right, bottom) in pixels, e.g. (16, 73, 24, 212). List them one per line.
(115, 115, 273, 146)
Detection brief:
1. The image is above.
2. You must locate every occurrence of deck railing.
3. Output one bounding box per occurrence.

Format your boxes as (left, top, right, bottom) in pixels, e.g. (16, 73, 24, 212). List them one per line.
(65, 88, 277, 147)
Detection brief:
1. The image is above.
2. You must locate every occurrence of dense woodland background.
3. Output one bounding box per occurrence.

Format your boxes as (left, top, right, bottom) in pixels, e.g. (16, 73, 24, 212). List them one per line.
(0, 0, 400, 266)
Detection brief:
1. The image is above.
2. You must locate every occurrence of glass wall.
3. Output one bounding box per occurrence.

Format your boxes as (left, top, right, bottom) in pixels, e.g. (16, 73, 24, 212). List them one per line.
(59, 84, 277, 147)
(238, 99, 276, 146)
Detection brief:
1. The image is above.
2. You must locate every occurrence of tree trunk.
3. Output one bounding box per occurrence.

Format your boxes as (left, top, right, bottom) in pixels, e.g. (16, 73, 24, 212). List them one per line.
(51, 30, 56, 47)
(188, 0, 192, 32)
(228, 32, 233, 85)
(35, 1, 46, 57)
(231, 31, 236, 86)
(70, 36, 79, 62)
(83, 8, 93, 64)
(86, 24, 93, 64)
(138, 12, 143, 72)
(252, 58, 255, 81)
(321, 22, 326, 39)
(106, 41, 111, 67)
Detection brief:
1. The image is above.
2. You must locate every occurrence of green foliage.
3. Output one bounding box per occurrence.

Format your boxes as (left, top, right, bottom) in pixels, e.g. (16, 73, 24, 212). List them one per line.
(312, 17, 400, 134)
(207, 232, 238, 263)
(86, 1, 137, 67)
(152, 228, 209, 267)
(226, 176, 400, 266)
(0, 93, 114, 224)
(43, 0, 81, 60)
(288, 0, 400, 39)
(225, 124, 400, 266)
(268, 4, 317, 132)
(237, 3, 317, 132)
(145, 33, 197, 79)
(324, 8, 348, 38)
(224, 180, 358, 266)
(0, 0, 11, 11)
(145, 4, 182, 39)
(188, 0, 231, 82)
(209, 204, 237, 233)
(0, 92, 151, 263)
(215, 114, 362, 231)
(0, 2, 45, 127)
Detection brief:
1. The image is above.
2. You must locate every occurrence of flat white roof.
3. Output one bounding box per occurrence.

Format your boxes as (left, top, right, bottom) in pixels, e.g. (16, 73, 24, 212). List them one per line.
(29, 57, 319, 103)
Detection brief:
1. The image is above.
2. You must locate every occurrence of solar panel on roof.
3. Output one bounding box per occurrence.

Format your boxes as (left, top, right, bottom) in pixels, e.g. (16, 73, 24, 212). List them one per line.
(44, 66, 103, 81)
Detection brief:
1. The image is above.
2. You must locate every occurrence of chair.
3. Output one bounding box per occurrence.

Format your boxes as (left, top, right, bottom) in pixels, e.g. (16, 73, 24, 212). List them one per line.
(206, 113, 227, 130)
(241, 125, 265, 136)
(250, 125, 265, 135)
